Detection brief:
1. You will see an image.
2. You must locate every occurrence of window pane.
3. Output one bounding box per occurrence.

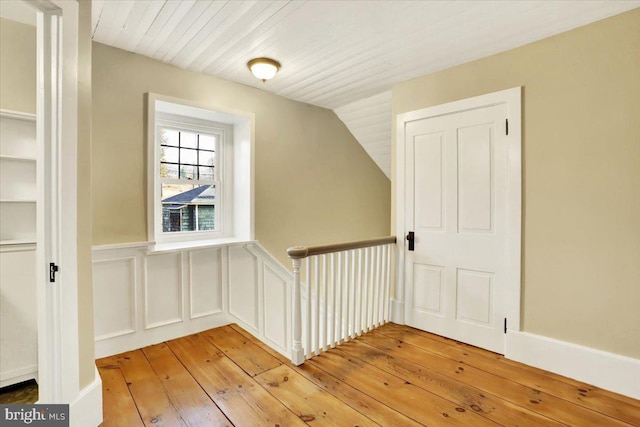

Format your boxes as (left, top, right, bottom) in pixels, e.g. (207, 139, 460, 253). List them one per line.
(162, 183, 198, 199)
(161, 184, 215, 233)
(161, 163, 178, 179)
(161, 146, 178, 163)
(180, 131, 197, 149)
(181, 148, 197, 165)
(199, 134, 216, 151)
(199, 166, 214, 181)
(161, 129, 179, 147)
(199, 150, 215, 167)
(198, 205, 215, 230)
(180, 164, 197, 179)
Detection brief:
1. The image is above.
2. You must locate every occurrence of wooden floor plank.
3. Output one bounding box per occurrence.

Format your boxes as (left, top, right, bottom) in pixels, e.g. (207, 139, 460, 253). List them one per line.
(167, 333, 307, 427)
(142, 343, 232, 427)
(358, 331, 634, 427)
(231, 323, 425, 427)
(96, 323, 639, 427)
(98, 357, 144, 427)
(376, 326, 640, 426)
(228, 324, 290, 364)
(298, 361, 427, 427)
(256, 364, 379, 426)
(339, 339, 564, 427)
(385, 323, 639, 408)
(201, 325, 282, 377)
(309, 348, 501, 426)
(115, 351, 186, 427)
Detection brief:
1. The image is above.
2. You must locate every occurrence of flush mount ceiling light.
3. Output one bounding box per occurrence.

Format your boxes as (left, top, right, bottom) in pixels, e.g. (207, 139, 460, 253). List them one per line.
(247, 57, 281, 83)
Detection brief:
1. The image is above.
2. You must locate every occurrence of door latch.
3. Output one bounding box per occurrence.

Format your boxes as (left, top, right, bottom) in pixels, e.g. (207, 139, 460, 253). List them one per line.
(406, 231, 415, 251)
(49, 263, 59, 283)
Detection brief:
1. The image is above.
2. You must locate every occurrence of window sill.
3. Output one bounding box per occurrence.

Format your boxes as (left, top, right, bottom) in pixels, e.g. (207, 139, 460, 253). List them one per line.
(147, 237, 255, 254)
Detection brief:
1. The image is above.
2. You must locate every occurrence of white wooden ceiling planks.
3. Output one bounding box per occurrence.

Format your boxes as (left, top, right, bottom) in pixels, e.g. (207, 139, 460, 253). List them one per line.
(335, 91, 392, 179)
(88, 0, 640, 178)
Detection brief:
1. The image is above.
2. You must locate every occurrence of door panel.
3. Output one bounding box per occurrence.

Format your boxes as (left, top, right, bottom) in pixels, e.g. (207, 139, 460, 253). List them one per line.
(413, 264, 444, 315)
(457, 124, 493, 233)
(405, 104, 507, 353)
(414, 133, 444, 230)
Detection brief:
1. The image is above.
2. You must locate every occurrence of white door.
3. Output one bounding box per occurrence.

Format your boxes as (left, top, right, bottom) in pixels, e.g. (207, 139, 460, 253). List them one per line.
(34, 1, 82, 404)
(404, 101, 512, 353)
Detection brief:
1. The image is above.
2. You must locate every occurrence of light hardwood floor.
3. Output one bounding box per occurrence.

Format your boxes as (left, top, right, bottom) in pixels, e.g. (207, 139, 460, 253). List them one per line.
(97, 323, 640, 426)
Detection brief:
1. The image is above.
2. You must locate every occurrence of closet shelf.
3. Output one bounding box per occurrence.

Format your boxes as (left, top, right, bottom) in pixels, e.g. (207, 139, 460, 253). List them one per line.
(0, 154, 37, 162)
(0, 199, 37, 203)
(0, 239, 36, 246)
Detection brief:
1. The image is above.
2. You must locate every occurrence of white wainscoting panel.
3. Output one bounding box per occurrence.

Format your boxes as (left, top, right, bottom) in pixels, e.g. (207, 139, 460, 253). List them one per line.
(93, 241, 294, 359)
(93, 257, 136, 340)
(144, 252, 183, 329)
(263, 263, 289, 354)
(189, 248, 222, 319)
(228, 245, 259, 332)
(0, 245, 38, 388)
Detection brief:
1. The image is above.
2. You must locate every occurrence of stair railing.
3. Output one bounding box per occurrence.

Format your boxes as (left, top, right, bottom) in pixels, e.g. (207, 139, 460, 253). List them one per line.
(287, 236, 396, 365)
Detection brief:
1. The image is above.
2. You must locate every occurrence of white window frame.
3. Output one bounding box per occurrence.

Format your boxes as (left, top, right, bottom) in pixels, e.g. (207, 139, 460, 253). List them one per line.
(147, 93, 255, 249)
(156, 113, 231, 238)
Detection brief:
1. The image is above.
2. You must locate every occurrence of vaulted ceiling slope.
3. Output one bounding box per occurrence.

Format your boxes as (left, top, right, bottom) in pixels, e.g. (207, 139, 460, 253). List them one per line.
(91, 1, 638, 177)
(335, 91, 391, 179)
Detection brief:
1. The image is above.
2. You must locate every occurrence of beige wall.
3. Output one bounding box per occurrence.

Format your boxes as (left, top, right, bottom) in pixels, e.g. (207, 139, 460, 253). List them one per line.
(92, 43, 390, 267)
(392, 9, 640, 358)
(0, 18, 36, 113)
(77, 0, 95, 389)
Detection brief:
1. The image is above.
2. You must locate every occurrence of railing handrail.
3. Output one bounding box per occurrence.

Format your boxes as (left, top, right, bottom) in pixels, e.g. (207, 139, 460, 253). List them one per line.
(287, 236, 396, 259)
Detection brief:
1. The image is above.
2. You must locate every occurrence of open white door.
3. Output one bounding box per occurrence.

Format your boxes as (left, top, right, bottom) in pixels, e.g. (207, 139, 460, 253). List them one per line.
(397, 88, 521, 354)
(33, 0, 80, 405)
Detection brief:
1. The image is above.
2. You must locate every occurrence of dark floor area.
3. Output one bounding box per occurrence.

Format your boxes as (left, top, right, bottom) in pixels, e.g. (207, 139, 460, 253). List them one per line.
(0, 379, 38, 404)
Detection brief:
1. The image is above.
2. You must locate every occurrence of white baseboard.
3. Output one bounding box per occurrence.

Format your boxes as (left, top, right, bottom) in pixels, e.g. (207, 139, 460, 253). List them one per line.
(506, 330, 640, 400)
(70, 367, 103, 427)
(95, 313, 231, 358)
(0, 364, 37, 388)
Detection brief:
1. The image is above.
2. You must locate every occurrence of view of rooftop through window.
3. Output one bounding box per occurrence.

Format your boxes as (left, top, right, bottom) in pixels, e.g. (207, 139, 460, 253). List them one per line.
(160, 128, 218, 233)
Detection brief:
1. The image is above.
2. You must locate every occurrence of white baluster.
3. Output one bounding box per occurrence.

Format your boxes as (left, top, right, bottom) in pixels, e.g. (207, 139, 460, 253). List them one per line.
(385, 244, 392, 322)
(368, 246, 374, 330)
(291, 258, 304, 366)
(344, 250, 356, 342)
(355, 248, 362, 336)
(323, 254, 328, 352)
(380, 245, 387, 324)
(329, 253, 336, 348)
(314, 256, 320, 356)
(374, 246, 381, 327)
(336, 251, 343, 345)
(305, 257, 311, 359)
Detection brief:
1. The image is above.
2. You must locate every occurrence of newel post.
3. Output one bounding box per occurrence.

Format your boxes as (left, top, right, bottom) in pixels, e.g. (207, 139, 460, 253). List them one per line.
(291, 257, 305, 365)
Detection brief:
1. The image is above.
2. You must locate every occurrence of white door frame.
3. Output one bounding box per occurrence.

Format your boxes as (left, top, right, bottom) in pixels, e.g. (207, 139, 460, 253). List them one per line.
(395, 87, 522, 333)
(32, 0, 80, 403)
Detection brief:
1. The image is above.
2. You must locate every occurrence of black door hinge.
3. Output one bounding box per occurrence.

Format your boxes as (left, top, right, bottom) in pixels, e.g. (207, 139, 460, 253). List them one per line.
(504, 318, 507, 334)
(505, 118, 509, 136)
(49, 263, 59, 283)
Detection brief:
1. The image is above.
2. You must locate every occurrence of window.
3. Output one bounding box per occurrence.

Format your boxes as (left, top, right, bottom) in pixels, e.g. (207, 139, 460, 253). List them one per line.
(147, 94, 254, 247)
(158, 125, 220, 233)
(153, 113, 231, 241)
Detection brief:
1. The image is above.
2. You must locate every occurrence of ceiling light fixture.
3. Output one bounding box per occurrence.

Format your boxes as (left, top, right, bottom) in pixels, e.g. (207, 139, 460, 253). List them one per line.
(247, 57, 281, 83)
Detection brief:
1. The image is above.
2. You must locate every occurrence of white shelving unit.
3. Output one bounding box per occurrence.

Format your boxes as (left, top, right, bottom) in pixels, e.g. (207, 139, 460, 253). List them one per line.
(0, 110, 37, 245)
(0, 110, 38, 388)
